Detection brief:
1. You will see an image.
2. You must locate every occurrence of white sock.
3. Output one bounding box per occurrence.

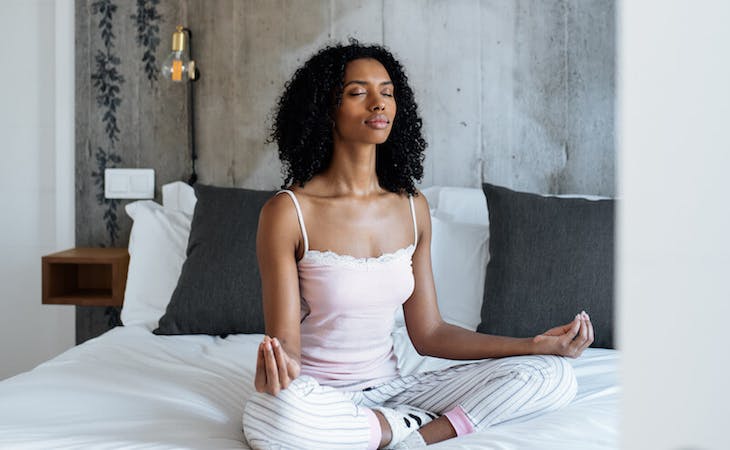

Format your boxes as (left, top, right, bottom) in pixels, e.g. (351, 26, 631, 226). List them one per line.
(373, 404, 436, 449)
(391, 430, 427, 449)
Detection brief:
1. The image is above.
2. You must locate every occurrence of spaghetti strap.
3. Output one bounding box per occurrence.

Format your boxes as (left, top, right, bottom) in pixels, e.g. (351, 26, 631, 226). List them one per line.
(408, 195, 418, 247)
(276, 190, 309, 253)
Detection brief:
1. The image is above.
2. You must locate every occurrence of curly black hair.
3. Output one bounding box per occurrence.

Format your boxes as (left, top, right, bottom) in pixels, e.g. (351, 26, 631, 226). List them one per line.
(270, 40, 426, 195)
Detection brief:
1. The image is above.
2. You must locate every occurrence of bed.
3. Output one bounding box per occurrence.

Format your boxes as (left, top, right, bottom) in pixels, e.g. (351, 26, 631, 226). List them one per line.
(0, 182, 619, 449)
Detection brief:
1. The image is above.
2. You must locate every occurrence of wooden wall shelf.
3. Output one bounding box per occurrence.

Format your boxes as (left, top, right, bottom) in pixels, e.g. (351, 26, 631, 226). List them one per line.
(42, 248, 129, 307)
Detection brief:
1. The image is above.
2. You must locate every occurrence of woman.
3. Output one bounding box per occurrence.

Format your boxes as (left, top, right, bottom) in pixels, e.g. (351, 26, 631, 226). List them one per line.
(243, 41, 594, 449)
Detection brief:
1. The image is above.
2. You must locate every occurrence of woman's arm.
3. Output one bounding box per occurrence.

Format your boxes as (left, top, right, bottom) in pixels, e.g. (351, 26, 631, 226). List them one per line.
(253, 193, 304, 395)
(403, 192, 594, 360)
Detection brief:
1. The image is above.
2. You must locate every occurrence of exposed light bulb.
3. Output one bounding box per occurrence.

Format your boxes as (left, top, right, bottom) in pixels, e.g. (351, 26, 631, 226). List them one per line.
(161, 25, 196, 82)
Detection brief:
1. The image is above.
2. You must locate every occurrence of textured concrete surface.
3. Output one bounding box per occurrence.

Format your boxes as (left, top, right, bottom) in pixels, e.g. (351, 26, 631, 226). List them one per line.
(75, 0, 614, 341)
(76, 0, 615, 243)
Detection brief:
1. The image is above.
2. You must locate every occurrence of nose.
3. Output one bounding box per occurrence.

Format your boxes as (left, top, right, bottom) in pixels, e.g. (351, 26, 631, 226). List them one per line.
(371, 98, 386, 112)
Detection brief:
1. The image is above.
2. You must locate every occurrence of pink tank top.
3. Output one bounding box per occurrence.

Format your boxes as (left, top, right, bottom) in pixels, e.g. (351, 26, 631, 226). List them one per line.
(276, 190, 418, 391)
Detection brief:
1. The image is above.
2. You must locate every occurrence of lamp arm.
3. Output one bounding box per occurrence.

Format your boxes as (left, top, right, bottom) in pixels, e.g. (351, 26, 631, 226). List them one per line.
(183, 27, 198, 185)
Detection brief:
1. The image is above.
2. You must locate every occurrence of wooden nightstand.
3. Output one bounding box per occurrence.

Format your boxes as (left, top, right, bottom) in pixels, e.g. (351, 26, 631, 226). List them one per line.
(42, 248, 129, 307)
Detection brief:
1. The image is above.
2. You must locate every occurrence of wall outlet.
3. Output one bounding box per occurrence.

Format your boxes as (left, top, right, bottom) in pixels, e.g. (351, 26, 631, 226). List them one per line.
(104, 168, 155, 199)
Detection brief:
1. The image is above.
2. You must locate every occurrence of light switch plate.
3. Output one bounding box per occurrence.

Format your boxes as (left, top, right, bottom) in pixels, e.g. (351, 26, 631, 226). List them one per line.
(104, 168, 155, 199)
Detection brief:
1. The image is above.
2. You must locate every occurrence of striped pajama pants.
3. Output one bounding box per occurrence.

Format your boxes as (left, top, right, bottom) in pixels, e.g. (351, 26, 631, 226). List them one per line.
(243, 354, 577, 450)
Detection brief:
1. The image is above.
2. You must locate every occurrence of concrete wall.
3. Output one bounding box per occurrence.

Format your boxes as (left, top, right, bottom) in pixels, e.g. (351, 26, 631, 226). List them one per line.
(0, 0, 75, 380)
(186, 0, 615, 194)
(75, 0, 615, 242)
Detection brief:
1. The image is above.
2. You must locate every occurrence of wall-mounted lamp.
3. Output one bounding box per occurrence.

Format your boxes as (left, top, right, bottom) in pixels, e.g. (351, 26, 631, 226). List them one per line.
(162, 25, 197, 82)
(162, 25, 199, 185)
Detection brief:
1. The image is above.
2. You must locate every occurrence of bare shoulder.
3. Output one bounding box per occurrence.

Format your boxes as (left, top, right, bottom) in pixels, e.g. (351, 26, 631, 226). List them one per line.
(410, 189, 431, 222)
(411, 189, 430, 210)
(410, 189, 432, 242)
(260, 191, 295, 223)
(257, 191, 302, 254)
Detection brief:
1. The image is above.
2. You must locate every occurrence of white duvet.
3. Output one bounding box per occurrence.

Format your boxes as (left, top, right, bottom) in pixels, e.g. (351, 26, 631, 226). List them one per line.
(0, 325, 619, 449)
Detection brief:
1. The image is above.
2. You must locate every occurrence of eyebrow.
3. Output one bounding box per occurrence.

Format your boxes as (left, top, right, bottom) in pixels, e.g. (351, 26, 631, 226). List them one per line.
(343, 80, 394, 88)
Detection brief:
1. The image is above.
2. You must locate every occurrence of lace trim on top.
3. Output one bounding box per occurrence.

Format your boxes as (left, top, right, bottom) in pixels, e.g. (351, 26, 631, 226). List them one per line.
(300, 243, 415, 267)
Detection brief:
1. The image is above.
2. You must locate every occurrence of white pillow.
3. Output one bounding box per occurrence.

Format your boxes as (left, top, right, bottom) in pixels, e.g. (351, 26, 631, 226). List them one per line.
(418, 187, 490, 330)
(162, 181, 197, 215)
(121, 200, 191, 329)
(430, 213, 489, 330)
(422, 186, 489, 226)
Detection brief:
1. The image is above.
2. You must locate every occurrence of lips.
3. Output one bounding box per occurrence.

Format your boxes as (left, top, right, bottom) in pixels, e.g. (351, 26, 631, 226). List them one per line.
(364, 114, 390, 130)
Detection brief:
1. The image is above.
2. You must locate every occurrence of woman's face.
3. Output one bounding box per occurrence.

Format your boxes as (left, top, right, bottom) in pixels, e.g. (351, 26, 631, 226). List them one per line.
(333, 58, 396, 145)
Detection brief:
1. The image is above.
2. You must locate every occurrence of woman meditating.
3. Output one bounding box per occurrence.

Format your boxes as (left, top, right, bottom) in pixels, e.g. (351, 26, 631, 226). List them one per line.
(242, 41, 593, 449)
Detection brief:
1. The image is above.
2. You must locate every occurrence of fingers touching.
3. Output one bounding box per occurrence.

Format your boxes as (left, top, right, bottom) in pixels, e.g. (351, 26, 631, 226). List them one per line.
(584, 312, 595, 350)
(254, 338, 266, 392)
(567, 311, 594, 358)
(272, 337, 292, 390)
(561, 315, 580, 334)
(254, 335, 297, 396)
(263, 337, 280, 394)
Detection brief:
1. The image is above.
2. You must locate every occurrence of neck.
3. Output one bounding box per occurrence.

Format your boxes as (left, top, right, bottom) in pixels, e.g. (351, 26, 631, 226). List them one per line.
(321, 136, 380, 197)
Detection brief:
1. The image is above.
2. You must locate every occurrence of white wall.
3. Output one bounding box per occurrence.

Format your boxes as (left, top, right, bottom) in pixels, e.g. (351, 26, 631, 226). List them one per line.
(618, 1, 730, 448)
(0, 0, 75, 380)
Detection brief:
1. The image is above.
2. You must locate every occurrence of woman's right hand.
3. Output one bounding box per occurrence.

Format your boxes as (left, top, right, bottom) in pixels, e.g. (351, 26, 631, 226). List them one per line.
(254, 335, 301, 396)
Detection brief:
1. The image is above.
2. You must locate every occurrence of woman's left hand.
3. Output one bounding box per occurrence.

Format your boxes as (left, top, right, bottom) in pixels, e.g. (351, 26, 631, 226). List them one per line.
(532, 311, 594, 358)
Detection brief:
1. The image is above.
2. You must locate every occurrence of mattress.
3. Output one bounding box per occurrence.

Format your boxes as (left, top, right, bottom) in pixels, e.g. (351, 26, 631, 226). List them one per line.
(0, 325, 619, 449)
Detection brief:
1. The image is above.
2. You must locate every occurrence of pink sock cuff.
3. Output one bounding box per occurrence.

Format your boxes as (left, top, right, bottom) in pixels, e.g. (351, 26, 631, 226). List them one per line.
(444, 405, 475, 437)
(363, 407, 382, 450)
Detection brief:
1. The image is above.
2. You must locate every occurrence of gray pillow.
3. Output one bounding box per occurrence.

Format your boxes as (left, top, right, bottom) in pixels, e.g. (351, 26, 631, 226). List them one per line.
(477, 183, 615, 348)
(153, 184, 274, 336)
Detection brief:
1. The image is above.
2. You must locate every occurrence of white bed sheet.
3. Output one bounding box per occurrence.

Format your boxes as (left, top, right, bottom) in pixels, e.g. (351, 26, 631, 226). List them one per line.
(0, 325, 619, 449)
